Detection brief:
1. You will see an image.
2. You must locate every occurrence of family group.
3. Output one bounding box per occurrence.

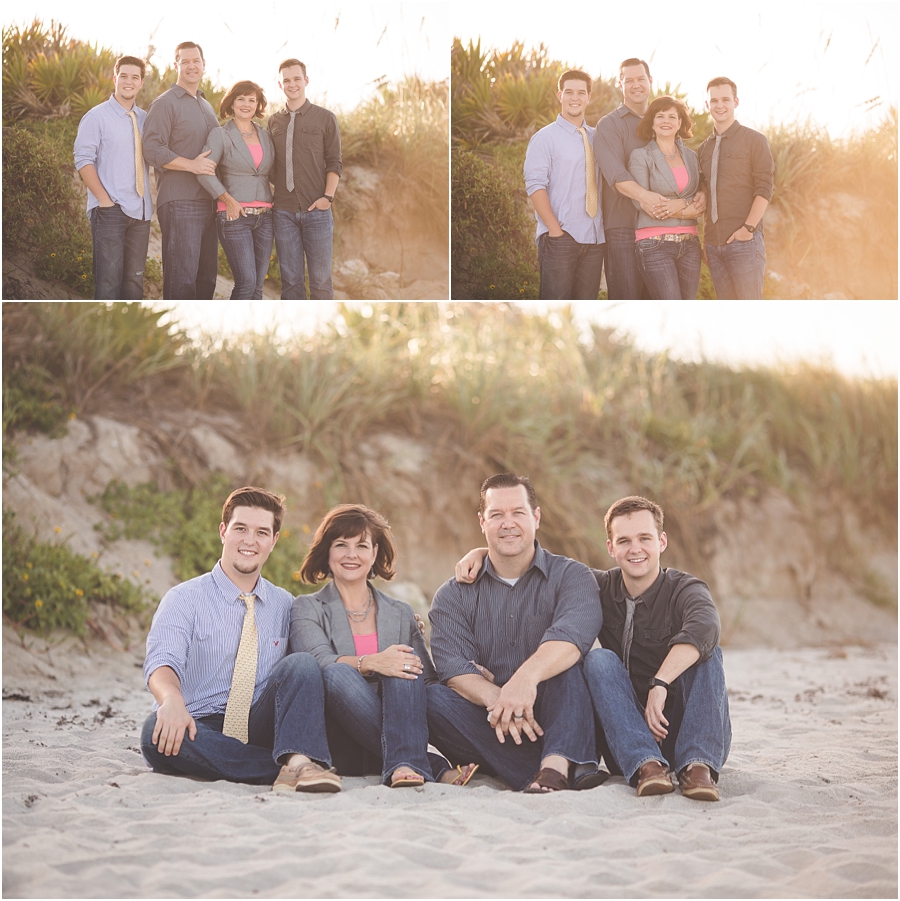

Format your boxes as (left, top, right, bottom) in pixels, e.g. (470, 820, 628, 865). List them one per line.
(525, 58, 775, 300)
(141, 477, 731, 801)
(73, 42, 340, 300)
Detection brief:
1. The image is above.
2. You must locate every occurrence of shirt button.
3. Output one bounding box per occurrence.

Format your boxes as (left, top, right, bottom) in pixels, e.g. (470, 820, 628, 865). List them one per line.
(509, 614, 514, 618)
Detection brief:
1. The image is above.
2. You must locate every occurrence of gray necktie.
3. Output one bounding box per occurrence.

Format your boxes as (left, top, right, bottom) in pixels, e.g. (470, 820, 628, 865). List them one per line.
(709, 134, 723, 223)
(622, 596, 642, 675)
(285, 110, 297, 193)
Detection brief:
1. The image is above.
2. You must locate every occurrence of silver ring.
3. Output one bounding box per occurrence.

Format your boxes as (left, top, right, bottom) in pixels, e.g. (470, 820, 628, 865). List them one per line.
(514, 713, 524, 719)
(486, 712, 493, 722)
(404, 664, 410, 671)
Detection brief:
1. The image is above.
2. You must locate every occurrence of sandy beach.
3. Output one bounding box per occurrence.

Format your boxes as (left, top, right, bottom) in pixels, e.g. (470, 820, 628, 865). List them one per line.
(2, 629, 896, 899)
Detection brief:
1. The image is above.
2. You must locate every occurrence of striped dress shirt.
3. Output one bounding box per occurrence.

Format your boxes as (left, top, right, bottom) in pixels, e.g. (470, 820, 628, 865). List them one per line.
(143, 563, 292, 718)
(429, 542, 603, 687)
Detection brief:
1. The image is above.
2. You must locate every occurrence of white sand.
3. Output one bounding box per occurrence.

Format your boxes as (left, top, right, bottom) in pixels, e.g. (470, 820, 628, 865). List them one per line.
(2, 629, 896, 899)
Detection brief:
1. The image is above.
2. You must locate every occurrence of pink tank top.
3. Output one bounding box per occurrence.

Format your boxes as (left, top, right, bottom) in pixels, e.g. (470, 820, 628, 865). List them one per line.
(353, 633, 378, 656)
(216, 143, 273, 212)
(635, 164, 699, 241)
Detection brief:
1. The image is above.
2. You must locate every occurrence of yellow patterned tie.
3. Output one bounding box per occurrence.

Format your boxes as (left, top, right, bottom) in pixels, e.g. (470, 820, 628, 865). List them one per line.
(126, 110, 145, 198)
(222, 593, 258, 743)
(576, 126, 598, 218)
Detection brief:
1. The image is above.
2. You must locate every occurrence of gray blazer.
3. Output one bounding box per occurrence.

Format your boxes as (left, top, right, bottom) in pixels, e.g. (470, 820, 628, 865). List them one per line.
(290, 581, 438, 683)
(628, 138, 700, 230)
(197, 119, 274, 204)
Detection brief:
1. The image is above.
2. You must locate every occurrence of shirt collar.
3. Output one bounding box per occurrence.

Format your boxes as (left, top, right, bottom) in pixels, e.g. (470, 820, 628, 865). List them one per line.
(106, 95, 132, 117)
(478, 540, 549, 584)
(616, 103, 643, 120)
(212, 560, 268, 605)
(170, 83, 207, 100)
(612, 566, 666, 604)
(715, 120, 741, 139)
(555, 114, 586, 134)
(284, 99, 311, 117)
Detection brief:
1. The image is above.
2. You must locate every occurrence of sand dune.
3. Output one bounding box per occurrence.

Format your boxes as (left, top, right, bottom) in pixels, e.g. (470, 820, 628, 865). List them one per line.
(2, 630, 896, 899)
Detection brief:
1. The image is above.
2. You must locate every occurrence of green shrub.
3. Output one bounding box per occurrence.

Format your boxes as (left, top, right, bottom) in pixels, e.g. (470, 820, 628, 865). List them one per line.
(2, 509, 148, 636)
(452, 148, 539, 299)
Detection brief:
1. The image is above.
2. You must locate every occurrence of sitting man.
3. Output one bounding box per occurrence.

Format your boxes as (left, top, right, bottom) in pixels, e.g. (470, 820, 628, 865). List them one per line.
(584, 496, 731, 801)
(140, 485, 341, 793)
(428, 473, 603, 793)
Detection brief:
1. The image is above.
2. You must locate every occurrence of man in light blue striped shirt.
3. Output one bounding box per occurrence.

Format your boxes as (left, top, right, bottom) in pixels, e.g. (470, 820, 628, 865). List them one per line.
(140, 486, 341, 792)
(523, 69, 605, 300)
(74, 56, 153, 299)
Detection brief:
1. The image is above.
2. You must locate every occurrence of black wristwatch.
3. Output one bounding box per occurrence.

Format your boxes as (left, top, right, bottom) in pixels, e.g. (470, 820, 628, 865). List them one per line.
(742, 222, 757, 233)
(323, 194, 334, 204)
(648, 677, 670, 692)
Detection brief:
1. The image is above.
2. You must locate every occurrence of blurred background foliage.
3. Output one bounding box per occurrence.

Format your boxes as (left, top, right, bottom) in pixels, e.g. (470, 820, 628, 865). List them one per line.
(450, 37, 898, 300)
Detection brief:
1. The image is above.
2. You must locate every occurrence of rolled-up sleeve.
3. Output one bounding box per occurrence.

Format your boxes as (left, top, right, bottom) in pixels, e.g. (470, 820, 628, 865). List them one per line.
(196, 128, 227, 199)
(404, 606, 439, 684)
(324, 113, 342, 177)
(143, 588, 193, 686)
(429, 579, 482, 684)
(290, 596, 339, 667)
(142, 98, 178, 169)
(539, 560, 603, 657)
(593, 117, 633, 188)
(73, 110, 100, 171)
(670, 579, 720, 660)
(751, 133, 775, 201)
(523, 130, 551, 197)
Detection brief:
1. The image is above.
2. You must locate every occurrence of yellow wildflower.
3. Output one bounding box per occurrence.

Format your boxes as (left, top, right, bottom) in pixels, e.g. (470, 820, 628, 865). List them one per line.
(54, 526, 62, 533)
(35, 600, 43, 608)
(22, 573, 29, 581)
(74, 589, 84, 597)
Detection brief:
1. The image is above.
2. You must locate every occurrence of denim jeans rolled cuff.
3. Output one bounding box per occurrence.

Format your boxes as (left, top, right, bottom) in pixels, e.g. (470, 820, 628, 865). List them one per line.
(273, 207, 334, 300)
(635, 235, 701, 300)
(140, 651, 331, 784)
(216, 209, 274, 300)
(605, 227, 649, 299)
(584, 647, 731, 783)
(426, 664, 597, 791)
(538, 231, 605, 300)
(705, 231, 766, 300)
(90, 204, 151, 300)
(322, 663, 434, 784)
(157, 199, 218, 300)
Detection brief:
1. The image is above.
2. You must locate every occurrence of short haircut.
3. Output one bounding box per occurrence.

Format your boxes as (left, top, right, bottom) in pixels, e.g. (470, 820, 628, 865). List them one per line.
(558, 69, 592, 93)
(636, 95, 693, 141)
(478, 473, 537, 516)
(175, 41, 204, 62)
(279, 58, 308, 77)
(221, 486, 286, 534)
(299, 504, 396, 584)
(618, 58, 651, 82)
(604, 496, 664, 539)
(115, 56, 146, 79)
(707, 76, 738, 99)
(220, 80, 267, 119)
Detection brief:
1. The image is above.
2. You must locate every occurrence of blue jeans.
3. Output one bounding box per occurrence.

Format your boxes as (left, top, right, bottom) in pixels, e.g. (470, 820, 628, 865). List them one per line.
(89, 204, 150, 300)
(217, 210, 274, 299)
(705, 231, 766, 299)
(605, 227, 649, 299)
(635, 235, 702, 299)
(426, 664, 598, 791)
(140, 652, 332, 784)
(584, 647, 731, 784)
(537, 232, 604, 299)
(273, 207, 334, 299)
(322, 664, 443, 784)
(157, 199, 218, 300)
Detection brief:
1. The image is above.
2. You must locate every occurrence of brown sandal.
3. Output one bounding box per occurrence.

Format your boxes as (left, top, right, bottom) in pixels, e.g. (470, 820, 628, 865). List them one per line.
(523, 767, 569, 793)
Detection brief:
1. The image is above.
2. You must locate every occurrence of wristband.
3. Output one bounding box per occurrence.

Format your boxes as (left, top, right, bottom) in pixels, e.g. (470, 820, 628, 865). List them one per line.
(357, 655, 367, 674)
(743, 222, 757, 233)
(324, 194, 334, 204)
(648, 677, 670, 691)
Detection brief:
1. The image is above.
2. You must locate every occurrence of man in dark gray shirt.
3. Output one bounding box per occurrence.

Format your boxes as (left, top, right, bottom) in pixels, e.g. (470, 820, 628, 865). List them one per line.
(583, 496, 731, 802)
(268, 59, 342, 300)
(428, 473, 603, 793)
(143, 41, 220, 299)
(593, 58, 706, 299)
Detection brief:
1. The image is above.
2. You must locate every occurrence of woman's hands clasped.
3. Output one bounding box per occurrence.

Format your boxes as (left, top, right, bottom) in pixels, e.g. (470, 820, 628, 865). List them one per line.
(364, 644, 423, 680)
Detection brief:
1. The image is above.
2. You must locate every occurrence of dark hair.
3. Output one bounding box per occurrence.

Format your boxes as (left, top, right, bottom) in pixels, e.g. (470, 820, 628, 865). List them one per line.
(636, 95, 693, 141)
(558, 69, 592, 93)
(300, 504, 396, 584)
(220, 80, 267, 119)
(222, 487, 286, 534)
(706, 76, 738, 99)
(175, 41, 204, 62)
(618, 58, 651, 83)
(604, 496, 664, 539)
(478, 473, 537, 516)
(278, 58, 307, 76)
(115, 56, 146, 79)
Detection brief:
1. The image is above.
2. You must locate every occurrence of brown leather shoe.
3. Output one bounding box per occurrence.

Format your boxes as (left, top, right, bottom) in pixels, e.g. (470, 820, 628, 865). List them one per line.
(636, 760, 674, 797)
(678, 763, 719, 801)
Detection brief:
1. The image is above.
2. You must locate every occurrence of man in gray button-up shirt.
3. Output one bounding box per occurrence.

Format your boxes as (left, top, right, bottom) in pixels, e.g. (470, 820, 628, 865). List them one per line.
(74, 56, 153, 299)
(523, 69, 605, 300)
(428, 473, 604, 793)
(142, 41, 220, 299)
